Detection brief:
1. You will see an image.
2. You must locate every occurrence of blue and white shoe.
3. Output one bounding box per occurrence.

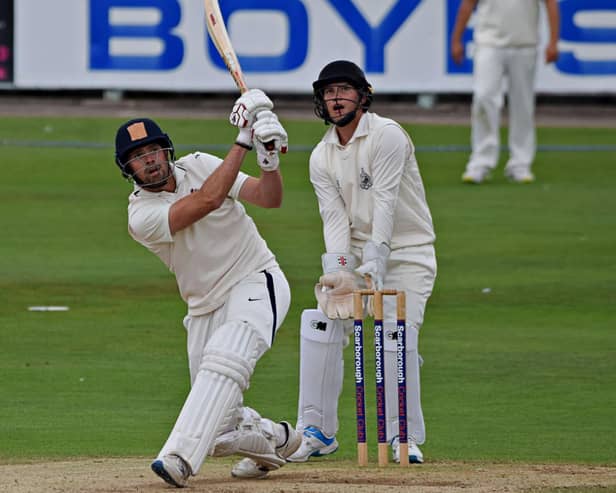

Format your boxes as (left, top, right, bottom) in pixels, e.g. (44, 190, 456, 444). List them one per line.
(151, 454, 191, 488)
(391, 436, 424, 464)
(286, 426, 339, 462)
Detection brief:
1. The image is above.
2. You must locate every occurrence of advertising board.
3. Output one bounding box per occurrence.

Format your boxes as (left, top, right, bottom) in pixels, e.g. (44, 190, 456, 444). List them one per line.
(12, 0, 616, 94)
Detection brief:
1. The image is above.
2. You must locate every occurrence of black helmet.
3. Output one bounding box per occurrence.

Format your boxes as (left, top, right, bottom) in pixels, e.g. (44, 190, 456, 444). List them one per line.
(114, 118, 175, 178)
(313, 60, 372, 93)
(312, 60, 373, 126)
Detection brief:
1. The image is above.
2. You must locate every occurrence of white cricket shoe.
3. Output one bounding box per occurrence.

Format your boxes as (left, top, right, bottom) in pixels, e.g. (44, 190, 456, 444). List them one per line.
(505, 168, 535, 183)
(391, 436, 424, 464)
(231, 421, 302, 479)
(286, 426, 339, 463)
(462, 167, 489, 184)
(151, 454, 191, 488)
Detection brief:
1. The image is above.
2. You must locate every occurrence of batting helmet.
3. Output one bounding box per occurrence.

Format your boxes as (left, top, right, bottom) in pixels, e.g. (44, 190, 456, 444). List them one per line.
(114, 118, 175, 179)
(313, 60, 373, 126)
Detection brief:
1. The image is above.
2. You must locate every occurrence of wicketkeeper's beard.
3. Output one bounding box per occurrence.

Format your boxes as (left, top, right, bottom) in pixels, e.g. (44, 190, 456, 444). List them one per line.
(326, 97, 362, 127)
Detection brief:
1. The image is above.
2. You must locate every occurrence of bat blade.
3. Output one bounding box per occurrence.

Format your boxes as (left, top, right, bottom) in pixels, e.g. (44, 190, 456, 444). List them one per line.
(204, 0, 249, 93)
(203, 1, 280, 153)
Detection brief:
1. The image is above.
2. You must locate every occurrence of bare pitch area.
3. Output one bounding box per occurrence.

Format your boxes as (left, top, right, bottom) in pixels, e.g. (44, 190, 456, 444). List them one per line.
(3, 458, 616, 493)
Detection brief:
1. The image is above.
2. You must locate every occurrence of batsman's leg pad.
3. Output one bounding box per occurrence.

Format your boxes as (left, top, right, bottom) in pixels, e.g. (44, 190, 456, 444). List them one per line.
(383, 322, 426, 445)
(296, 309, 345, 437)
(212, 407, 294, 469)
(157, 320, 268, 474)
(212, 407, 261, 457)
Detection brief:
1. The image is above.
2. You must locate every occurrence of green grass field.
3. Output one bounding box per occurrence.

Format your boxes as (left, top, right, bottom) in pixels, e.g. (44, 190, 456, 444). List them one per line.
(1, 115, 614, 466)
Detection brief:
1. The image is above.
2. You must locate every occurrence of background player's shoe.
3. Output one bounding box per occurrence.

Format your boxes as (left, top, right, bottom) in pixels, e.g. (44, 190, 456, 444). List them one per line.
(231, 421, 302, 479)
(151, 454, 191, 487)
(390, 436, 424, 464)
(505, 168, 535, 183)
(286, 426, 339, 463)
(462, 167, 489, 184)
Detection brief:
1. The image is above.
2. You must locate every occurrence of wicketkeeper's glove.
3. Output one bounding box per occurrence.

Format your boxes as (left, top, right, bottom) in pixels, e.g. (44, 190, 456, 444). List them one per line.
(314, 253, 358, 319)
(356, 240, 390, 291)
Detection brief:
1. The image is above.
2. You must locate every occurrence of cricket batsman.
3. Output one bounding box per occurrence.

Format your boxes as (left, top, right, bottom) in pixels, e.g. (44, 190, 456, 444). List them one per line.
(113, 90, 300, 487)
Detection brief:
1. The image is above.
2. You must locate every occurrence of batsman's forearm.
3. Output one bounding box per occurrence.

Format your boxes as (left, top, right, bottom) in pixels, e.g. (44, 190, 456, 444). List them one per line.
(168, 146, 247, 234)
(253, 169, 283, 208)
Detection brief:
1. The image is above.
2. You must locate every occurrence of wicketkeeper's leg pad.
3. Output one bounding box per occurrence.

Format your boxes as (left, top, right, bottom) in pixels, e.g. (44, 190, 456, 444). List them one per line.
(296, 309, 345, 437)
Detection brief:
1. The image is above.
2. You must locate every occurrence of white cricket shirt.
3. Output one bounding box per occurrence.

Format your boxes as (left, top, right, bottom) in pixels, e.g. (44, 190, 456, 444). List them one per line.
(127, 152, 278, 315)
(310, 112, 435, 254)
(474, 0, 541, 47)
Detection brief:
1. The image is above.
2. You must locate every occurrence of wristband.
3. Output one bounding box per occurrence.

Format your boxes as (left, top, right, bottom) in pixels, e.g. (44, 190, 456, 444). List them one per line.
(321, 253, 358, 274)
(235, 141, 253, 150)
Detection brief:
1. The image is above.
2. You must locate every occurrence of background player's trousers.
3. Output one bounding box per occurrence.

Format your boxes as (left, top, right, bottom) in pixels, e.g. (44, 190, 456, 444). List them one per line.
(466, 45, 538, 175)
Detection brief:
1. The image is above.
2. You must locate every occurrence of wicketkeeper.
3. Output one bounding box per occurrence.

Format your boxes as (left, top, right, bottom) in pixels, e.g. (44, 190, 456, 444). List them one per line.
(287, 60, 437, 465)
(113, 90, 299, 487)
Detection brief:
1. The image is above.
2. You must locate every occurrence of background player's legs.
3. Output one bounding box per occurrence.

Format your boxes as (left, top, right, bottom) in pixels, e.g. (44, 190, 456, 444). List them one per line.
(464, 45, 506, 183)
(505, 46, 538, 182)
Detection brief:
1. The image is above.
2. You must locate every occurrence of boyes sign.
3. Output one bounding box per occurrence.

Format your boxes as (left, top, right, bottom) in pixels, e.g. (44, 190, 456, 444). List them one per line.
(90, 0, 616, 76)
(446, 0, 616, 75)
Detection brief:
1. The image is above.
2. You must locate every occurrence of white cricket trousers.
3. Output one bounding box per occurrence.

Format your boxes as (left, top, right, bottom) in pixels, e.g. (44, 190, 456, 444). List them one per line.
(183, 268, 291, 384)
(376, 244, 436, 445)
(466, 45, 538, 175)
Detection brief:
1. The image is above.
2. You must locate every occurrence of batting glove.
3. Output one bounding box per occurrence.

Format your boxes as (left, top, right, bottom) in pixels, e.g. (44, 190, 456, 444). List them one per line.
(356, 241, 390, 291)
(230, 89, 274, 149)
(252, 110, 288, 171)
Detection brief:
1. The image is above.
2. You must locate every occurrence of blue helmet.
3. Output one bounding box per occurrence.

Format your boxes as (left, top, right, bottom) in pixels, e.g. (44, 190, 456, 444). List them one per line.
(114, 118, 175, 178)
